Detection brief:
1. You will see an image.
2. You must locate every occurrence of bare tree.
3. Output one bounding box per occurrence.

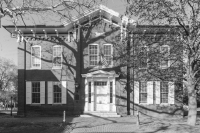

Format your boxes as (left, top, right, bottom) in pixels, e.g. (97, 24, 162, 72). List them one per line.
(0, 0, 102, 29)
(125, 0, 200, 126)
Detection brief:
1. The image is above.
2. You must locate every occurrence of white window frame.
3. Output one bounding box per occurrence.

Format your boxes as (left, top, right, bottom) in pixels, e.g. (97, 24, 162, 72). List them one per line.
(139, 81, 147, 104)
(52, 45, 62, 69)
(139, 46, 148, 69)
(160, 81, 169, 104)
(32, 82, 40, 104)
(103, 44, 113, 67)
(53, 82, 62, 104)
(89, 44, 99, 66)
(31, 45, 41, 69)
(160, 45, 170, 69)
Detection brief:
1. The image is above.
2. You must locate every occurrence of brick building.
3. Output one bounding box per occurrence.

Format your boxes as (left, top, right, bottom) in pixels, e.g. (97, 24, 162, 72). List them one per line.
(3, 5, 183, 117)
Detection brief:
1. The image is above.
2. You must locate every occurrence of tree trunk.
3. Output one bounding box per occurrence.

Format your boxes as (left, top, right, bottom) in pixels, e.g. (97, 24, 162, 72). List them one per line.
(187, 83, 197, 126)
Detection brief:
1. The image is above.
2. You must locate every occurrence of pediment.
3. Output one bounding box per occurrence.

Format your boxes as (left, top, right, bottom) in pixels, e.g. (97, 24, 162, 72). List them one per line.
(82, 70, 118, 78)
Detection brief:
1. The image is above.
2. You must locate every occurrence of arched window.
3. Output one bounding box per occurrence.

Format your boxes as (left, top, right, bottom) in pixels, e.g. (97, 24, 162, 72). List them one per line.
(53, 45, 62, 69)
(31, 45, 41, 69)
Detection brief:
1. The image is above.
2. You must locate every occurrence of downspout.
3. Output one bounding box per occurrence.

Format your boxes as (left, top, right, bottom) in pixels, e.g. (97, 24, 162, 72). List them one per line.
(24, 39, 26, 117)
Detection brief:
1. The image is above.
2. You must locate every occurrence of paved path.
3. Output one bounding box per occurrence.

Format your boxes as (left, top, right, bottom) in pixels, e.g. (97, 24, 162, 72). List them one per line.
(65, 116, 154, 133)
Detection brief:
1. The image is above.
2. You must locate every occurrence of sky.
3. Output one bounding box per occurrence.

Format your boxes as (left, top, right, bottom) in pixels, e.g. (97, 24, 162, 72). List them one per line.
(0, 0, 127, 65)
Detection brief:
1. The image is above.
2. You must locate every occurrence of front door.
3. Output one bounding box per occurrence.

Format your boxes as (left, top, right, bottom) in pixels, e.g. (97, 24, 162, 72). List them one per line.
(94, 81, 109, 111)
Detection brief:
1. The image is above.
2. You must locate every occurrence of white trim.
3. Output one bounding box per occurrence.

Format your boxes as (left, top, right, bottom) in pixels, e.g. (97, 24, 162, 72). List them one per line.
(31, 45, 41, 69)
(48, 81, 53, 104)
(40, 81, 45, 104)
(155, 81, 160, 104)
(52, 45, 62, 69)
(26, 81, 32, 104)
(147, 81, 153, 104)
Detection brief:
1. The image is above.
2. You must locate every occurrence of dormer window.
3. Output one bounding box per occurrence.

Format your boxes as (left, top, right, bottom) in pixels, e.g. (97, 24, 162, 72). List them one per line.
(31, 45, 41, 69)
(53, 45, 62, 69)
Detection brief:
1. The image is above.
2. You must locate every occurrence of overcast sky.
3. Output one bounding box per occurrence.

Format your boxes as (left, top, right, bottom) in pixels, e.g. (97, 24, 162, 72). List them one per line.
(0, 0, 127, 65)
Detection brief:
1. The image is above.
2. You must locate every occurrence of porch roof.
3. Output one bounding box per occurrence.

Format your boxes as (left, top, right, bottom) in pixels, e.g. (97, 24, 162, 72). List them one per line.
(82, 70, 119, 78)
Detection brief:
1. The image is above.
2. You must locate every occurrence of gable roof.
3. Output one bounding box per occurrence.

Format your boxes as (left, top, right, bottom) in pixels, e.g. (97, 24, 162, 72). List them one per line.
(82, 70, 119, 78)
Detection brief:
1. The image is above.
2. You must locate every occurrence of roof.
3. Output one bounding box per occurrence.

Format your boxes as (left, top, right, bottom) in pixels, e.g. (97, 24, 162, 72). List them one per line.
(3, 5, 133, 36)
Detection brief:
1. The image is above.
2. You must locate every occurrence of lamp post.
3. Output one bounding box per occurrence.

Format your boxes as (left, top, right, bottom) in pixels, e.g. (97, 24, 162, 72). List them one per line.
(11, 96, 13, 116)
(126, 19, 136, 115)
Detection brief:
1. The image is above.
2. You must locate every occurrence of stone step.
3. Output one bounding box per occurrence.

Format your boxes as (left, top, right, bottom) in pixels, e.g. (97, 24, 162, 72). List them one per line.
(80, 112, 121, 117)
(80, 114, 121, 117)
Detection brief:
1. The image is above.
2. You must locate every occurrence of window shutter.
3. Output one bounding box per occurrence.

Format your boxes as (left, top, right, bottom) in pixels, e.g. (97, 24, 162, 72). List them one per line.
(147, 81, 153, 104)
(40, 81, 45, 104)
(48, 82, 53, 104)
(155, 81, 160, 104)
(134, 81, 139, 104)
(62, 81, 67, 104)
(26, 82, 31, 104)
(168, 82, 174, 104)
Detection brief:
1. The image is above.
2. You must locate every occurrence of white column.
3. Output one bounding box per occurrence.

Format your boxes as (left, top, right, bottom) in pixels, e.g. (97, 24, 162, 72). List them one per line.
(91, 80, 94, 111)
(84, 78, 88, 112)
(113, 78, 116, 112)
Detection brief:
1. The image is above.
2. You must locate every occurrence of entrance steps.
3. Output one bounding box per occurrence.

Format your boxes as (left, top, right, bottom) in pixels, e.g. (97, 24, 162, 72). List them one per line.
(80, 111, 121, 117)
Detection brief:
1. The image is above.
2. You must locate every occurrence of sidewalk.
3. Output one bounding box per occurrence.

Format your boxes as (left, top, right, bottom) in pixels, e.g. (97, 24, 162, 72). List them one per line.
(65, 115, 166, 133)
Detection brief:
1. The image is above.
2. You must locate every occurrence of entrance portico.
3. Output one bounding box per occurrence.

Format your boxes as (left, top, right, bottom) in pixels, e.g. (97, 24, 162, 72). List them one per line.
(82, 70, 119, 112)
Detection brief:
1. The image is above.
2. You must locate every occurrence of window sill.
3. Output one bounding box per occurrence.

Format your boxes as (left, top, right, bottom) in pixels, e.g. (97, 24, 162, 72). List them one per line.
(52, 67, 62, 70)
(160, 103, 170, 106)
(30, 67, 41, 70)
(139, 103, 148, 105)
(30, 103, 41, 106)
(52, 103, 62, 105)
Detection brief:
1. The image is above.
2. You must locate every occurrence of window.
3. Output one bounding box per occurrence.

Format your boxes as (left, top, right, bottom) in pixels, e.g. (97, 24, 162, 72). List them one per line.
(88, 82, 91, 103)
(53, 45, 62, 68)
(32, 82, 40, 103)
(53, 82, 62, 103)
(139, 46, 148, 69)
(139, 82, 147, 103)
(103, 44, 112, 65)
(89, 44, 98, 66)
(110, 82, 113, 103)
(161, 82, 168, 103)
(94, 81, 107, 86)
(160, 45, 170, 68)
(31, 45, 41, 69)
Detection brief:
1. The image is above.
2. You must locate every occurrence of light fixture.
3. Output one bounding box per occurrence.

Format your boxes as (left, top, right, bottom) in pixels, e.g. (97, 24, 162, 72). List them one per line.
(75, 82, 79, 88)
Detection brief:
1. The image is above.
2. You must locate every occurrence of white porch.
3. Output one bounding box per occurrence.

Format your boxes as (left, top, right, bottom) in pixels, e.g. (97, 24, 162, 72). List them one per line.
(82, 70, 120, 117)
